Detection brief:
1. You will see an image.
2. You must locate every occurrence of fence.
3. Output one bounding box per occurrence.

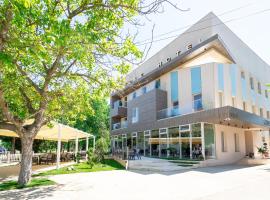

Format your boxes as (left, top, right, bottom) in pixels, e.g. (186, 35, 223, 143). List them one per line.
(0, 152, 21, 163)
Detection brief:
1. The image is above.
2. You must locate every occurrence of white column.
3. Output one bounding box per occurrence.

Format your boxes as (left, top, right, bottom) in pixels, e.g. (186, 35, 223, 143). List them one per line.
(75, 136, 79, 156)
(85, 136, 89, 160)
(56, 123, 62, 169)
(201, 122, 205, 160)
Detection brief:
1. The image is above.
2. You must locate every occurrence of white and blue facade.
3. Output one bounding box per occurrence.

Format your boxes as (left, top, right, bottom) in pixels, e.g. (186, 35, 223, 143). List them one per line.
(110, 13, 270, 166)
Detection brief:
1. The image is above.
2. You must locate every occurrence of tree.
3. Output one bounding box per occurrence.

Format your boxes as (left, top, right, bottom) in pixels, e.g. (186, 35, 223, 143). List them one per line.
(0, 0, 184, 186)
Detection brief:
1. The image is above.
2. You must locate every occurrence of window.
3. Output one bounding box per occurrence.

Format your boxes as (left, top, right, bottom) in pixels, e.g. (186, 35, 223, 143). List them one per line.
(132, 108, 139, 123)
(177, 50, 181, 56)
(179, 124, 190, 132)
(221, 131, 227, 152)
(191, 67, 202, 95)
(155, 79, 161, 89)
(218, 64, 224, 91)
(243, 101, 246, 111)
(267, 111, 270, 119)
(159, 128, 168, 134)
(167, 57, 171, 62)
(230, 65, 237, 97)
(172, 101, 179, 107)
(170, 71, 179, 103)
(265, 90, 269, 98)
(158, 62, 163, 67)
(142, 86, 147, 94)
(193, 94, 203, 111)
(260, 108, 264, 117)
(234, 133, 240, 152)
(250, 77, 254, 90)
(252, 105, 256, 114)
(141, 73, 144, 77)
(132, 92, 136, 99)
(258, 82, 262, 94)
(232, 97, 236, 107)
(218, 92, 223, 107)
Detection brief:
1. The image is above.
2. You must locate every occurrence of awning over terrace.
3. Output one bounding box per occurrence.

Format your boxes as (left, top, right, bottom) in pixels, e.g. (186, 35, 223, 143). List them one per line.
(0, 121, 93, 142)
(0, 121, 96, 169)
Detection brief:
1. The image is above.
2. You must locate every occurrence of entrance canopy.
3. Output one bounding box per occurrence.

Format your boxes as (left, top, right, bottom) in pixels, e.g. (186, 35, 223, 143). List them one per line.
(0, 121, 94, 142)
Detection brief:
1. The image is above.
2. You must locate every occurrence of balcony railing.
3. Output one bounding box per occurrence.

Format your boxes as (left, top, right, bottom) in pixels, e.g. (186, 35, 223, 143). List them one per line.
(157, 99, 214, 120)
(112, 100, 127, 109)
(112, 121, 128, 130)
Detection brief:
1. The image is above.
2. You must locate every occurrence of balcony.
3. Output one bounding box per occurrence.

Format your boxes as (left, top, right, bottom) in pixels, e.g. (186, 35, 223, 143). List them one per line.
(157, 99, 214, 120)
(112, 121, 128, 130)
(111, 100, 127, 118)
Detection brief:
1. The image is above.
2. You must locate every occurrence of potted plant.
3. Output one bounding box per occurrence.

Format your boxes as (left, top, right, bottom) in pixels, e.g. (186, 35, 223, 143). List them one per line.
(257, 144, 268, 158)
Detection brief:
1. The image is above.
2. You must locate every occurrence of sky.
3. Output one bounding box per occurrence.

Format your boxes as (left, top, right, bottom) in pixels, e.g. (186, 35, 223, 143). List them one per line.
(129, 0, 270, 69)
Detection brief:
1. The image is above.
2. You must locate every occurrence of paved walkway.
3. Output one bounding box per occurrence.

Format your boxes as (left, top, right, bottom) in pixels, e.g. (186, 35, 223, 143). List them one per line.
(1, 164, 270, 200)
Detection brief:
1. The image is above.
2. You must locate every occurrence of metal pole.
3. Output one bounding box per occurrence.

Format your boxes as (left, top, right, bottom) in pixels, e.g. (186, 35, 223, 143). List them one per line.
(56, 123, 62, 169)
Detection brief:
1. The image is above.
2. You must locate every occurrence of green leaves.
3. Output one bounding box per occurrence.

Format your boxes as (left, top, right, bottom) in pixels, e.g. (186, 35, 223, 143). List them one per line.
(0, 0, 142, 128)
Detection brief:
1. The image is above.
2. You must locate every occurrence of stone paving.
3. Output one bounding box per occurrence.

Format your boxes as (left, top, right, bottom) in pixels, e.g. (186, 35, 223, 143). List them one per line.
(1, 164, 270, 200)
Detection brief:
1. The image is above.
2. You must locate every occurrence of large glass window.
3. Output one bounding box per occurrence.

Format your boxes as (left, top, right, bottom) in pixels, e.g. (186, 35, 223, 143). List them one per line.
(144, 131, 151, 156)
(218, 64, 224, 91)
(168, 127, 180, 157)
(230, 65, 237, 97)
(150, 130, 159, 157)
(191, 67, 202, 95)
(131, 132, 137, 150)
(170, 71, 179, 103)
(159, 128, 168, 157)
(204, 123, 215, 158)
(137, 132, 144, 154)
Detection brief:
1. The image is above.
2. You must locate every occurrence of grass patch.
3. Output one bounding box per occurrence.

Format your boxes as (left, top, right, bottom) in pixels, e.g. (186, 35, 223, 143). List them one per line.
(34, 159, 124, 177)
(0, 178, 56, 191)
(178, 164, 194, 167)
(169, 160, 200, 164)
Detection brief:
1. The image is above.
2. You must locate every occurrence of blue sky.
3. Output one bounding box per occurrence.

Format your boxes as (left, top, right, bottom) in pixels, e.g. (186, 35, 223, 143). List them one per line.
(129, 0, 270, 68)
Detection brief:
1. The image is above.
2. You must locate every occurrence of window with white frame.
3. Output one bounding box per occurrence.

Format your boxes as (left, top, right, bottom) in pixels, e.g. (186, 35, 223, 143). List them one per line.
(234, 133, 240, 152)
(221, 131, 227, 152)
(132, 107, 139, 123)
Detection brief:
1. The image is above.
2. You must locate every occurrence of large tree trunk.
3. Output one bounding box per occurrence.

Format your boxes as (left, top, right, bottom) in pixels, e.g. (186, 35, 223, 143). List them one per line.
(18, 135, 34, 186)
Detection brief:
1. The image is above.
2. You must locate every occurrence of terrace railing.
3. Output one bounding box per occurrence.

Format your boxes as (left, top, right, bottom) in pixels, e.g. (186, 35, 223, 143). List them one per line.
(157, 100, 214, 120)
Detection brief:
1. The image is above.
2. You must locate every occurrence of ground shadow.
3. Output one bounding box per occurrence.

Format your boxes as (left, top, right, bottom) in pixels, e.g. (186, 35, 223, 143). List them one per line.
(129, 164, 258, 176)
(0, 184, 61, 200)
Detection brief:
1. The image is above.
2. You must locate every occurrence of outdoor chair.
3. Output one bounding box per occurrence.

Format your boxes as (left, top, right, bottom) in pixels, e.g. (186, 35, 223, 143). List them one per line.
(39, 154, 48, 165)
